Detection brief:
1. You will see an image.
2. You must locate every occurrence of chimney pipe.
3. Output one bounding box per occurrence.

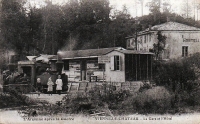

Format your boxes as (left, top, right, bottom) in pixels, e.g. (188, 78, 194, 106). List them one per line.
(148, 25, 152, 31)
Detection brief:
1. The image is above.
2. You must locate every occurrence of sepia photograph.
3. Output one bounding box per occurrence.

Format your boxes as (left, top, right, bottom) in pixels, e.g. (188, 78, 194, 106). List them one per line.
(0, 0, 200, 124)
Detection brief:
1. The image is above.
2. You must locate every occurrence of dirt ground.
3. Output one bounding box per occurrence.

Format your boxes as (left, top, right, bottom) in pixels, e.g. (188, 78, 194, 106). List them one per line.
(25, 94, 66, 104)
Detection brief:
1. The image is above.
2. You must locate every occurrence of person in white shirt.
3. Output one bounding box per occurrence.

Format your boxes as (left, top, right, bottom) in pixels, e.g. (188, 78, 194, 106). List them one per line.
(55, 75, 63, 95)
(47, 77, 54, 96)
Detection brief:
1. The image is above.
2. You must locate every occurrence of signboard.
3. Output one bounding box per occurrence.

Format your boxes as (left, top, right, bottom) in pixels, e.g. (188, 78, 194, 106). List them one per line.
(98, 56, 110, 63)
(183, 38, 199, 42)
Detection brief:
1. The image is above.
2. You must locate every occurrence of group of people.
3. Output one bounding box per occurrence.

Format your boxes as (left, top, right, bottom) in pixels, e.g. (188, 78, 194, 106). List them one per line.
(37, 75, 63, 95)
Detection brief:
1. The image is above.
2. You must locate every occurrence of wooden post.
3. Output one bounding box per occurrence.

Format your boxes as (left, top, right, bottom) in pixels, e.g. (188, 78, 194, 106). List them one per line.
(31, 65, 35, 92)
(135, 54, 137, 81)
(151, 55, 153, 80)
(127, 55, 130, 80)
(80, 60, 82, 81)
(139, 54, 141, 80)
(147, 55, 148, 80)
(132, 54, 134, 81)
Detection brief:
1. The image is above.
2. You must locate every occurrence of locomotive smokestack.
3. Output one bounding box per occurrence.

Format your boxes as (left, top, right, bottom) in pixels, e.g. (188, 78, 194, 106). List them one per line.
(56, 51, 64, 74)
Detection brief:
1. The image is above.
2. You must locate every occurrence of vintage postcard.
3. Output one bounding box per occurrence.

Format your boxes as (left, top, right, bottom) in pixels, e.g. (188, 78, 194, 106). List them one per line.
(0, 0, 200, 124)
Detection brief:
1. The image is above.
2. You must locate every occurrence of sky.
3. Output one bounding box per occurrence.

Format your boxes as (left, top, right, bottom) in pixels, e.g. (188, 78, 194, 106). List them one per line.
(28, 0, 200, 20)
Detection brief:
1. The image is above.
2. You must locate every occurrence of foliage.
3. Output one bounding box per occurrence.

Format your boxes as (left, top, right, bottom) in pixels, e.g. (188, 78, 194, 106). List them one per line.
(153, 31, 166, 60)
(0, 0, 200, 60)
(0, 88, 36, 108)
(0, 0, 28, 57)
(153, 53, 200, 92)
(153, 53, 200, 111)
(181, 0, 193, 18)
(60, 84, 131, 115)
(138, 81, 152, 92)
(133, 86, 173, 114)
(146, 0, 161, 14)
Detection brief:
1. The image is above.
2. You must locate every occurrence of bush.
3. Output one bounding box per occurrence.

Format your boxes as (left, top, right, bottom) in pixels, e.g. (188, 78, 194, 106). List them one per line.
(152, 53, 200, 111)
(61, 93, 93, 114)
(187, 87, 200, 106)
(0, 88, 36, 108)
(133, 86, 173, 114)
(153, 60, 196, 92)
(154, 53, 200, 92)
(60, 84, 132, 115)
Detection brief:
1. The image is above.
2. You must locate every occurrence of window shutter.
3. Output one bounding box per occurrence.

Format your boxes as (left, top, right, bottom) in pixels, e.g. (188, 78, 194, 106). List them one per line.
(119, 56, 122, 71)
(110, 56, 115, 70)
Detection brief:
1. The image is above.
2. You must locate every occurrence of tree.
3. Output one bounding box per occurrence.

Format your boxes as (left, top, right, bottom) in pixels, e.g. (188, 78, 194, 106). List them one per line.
(146, 0, 161, 24)
(146, 0, 173, 24)
(146, 0, 160, 14)
(153, 31, 166, 60)
(181, 0, 192, 19)
(31, 1, 64, 54)
(27, 7, 43, 55)
(0, 0, 28, 59)
(59, 0, 111, 50)
(108, 5, 135, 48)
(162, 2, 172, 13)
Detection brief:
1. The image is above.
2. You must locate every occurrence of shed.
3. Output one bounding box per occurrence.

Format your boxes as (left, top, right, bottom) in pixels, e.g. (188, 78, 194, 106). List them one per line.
(50, 47, 153, 83)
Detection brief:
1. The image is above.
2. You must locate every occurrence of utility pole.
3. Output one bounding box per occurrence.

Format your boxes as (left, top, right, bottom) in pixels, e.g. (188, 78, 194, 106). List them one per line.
(135, 0, 138, 17)
(187, 0, 189, 18)
(197, 3, 200, 20)
(137, 0, 144, 16)
(194, 0, 196, 20)
(159, 0, 161, 24)
(198, 6, 199, 20)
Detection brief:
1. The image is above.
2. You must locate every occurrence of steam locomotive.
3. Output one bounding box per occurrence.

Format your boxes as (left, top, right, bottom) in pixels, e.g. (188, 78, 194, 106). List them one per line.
(2, 55, 68, 94)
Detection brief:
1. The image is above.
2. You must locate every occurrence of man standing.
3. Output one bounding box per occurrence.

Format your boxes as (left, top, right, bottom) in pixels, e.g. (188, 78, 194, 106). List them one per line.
(55, 75, 63, 95)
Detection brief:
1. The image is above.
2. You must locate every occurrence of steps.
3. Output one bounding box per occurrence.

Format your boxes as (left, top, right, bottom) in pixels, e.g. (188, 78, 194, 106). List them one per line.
(121, 82, 130, 90)
(67, 81, 143, 94)
(68, 83, 79, 93)
(78, 83, 87, 92)
(130, 81, 143, 92)
(87, 83, 96, 91)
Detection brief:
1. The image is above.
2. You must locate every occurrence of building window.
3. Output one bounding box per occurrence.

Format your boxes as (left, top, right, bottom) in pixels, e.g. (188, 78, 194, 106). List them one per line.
(147, 35, 148, 42)
(149, 35, 151, 42)
(111, 55, 121, 71)
(182, 46, 188, 57)
(144, 35, 147, 43)
(63, 60, 69, 70)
